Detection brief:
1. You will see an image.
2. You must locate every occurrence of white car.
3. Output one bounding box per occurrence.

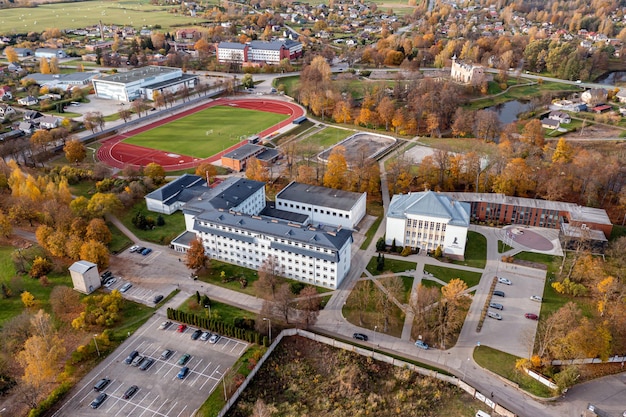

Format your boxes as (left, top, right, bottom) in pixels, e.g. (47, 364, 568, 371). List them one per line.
(530, 295, 543, 302)
(208, 334, 220, 344)
(129, 245, 140, 253)
(120, 283, 132, 293)
(200, 331, 211, 341)
(104, 278, 116, 288)
(487, 311, 502, 320)
(498, 277, 512, 285)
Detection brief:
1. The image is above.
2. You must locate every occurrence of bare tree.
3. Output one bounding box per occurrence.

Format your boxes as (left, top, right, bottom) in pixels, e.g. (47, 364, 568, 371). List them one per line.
(273, 283, 294, 324)
(253, 255, 283, 300)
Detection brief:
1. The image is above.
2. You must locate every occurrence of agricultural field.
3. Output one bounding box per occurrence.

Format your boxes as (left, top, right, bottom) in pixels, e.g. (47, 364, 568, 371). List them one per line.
(122, 105, 287, 158)
(0, 0, 205, 34)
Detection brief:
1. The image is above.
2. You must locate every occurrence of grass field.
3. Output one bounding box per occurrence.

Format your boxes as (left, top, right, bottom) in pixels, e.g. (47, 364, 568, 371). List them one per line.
(423, 264, 482, 288)
(0, 0, 205, 34)
(123, 106, 287, 158)
(451, 231, 486, 269)
(300, 126, 352, 149)
(366, 256, 416, 276)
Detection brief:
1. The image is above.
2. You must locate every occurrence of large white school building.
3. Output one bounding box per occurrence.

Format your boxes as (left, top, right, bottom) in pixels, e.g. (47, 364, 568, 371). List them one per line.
(159, 178, 355, 289)
(386, 191, 470, 260)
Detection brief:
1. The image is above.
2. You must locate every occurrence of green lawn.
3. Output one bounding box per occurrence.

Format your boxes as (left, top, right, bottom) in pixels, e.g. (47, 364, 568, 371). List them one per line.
(300, 126, 351, 150)
(498, 240, 514, 253)
(178, 296, 256, 324)
(473, 346, 555, 397)
(107, 221, 133, 254)
(423, 265, 482, 288)
(123, 106, 287, 158)
(360, 215, 382, 250)
(0, 247, 73, 324)
(0, 0, 204, 34)
(343, 280, 406, 337)
(451, 231, 486, 269)
(119, 201, 186, 245)
(366, 256, 416, 275)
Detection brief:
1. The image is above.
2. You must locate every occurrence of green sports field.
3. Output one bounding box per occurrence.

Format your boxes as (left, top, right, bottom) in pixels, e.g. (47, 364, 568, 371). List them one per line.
(123, 106, 287, 158)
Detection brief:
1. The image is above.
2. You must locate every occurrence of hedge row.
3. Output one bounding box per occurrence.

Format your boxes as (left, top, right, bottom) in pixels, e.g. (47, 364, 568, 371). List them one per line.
(28, 381, 73, 417)
(166, 308, 266, 346)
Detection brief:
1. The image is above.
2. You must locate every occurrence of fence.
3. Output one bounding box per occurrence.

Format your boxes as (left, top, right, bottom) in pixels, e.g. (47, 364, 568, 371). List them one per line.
(525, 369, 558, 390)
(552, 356, 626, 366)
(214, 329, 517, 417)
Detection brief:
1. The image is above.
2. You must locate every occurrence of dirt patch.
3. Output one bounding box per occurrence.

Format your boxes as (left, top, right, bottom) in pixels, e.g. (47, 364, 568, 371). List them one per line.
(560, 123, 624, 141)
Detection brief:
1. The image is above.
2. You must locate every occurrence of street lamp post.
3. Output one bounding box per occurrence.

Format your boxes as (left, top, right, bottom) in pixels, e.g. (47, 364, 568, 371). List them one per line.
(263, 318, 272, 344)
(93, 334, 100, 357)
(373, 326, 378, 353)
(216, 368, 229, 402)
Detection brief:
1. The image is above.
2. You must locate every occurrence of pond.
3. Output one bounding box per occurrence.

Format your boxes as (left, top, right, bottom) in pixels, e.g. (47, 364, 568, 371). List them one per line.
(595, 71, 626, 85)
(486, 100, 532, 125)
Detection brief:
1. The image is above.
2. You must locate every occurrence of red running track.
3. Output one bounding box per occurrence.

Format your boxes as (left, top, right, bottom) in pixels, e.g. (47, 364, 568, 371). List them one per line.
(97, 98, 305, 171)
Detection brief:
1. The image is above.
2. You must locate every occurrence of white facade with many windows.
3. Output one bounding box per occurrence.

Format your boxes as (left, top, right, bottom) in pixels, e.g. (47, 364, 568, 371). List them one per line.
(170, 178, 353, 288)
(386, 191, 470, 260)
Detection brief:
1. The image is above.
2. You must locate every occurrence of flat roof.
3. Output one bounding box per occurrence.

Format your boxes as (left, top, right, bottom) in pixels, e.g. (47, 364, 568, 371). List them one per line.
(441, 192, 612, 225)
(97, 66, 181, 85)
(143, 73, 198, 90)
(183, 177, 265, 213)
(276, 181, 365, 211)
(222, 143, 263, 161)
(260, 202, 309, 223)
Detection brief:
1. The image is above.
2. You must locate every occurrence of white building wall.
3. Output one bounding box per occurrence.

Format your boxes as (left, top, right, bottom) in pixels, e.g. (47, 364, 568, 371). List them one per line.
(218, 48, 245, 63)
(275, 192, 365, 230)
(92, 81, 128, 101)
(385, 217, 406, 247)
(442, 224, 467, 258)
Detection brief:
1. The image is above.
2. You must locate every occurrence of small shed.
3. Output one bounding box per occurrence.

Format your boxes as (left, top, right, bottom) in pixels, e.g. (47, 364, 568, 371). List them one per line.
(69, 260, 100, 294)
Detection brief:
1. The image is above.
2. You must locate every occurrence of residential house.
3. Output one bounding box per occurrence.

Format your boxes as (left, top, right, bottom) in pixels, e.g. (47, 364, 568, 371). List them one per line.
(541, 118, 560, 129)
(18, 121, 35, 134)
(548, 111, 571, 124)
(35, 48, 68, 59)
(0, 86, 12, 101)
(592, 104, 612, 113)
(616, 89, 626, 103)
(24, 110, 43, 121)
(6, 48, 32, 57)
(581, 88, 607, 106)
(0, 104, 16, 119)
(38, 116, 60, 130)
(18, 96, 38, 106)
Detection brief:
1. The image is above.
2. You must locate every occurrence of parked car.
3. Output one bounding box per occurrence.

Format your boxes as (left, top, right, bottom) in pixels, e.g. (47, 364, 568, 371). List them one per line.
(177, 353, 191, 365)
(200, 331, 211, 341)
(177, 324, 187, 333)
(524, 313, 539, 320)
(415, 340, 429, 350)
(487, 311, 502, 320)
(161, 349, 173, 360)
(352, 333, 368, 341)
(141, 247, 152, 256)
(93, 378, 110, 392)
(139, 357, 154, 371)
(208, 333, 221, 344)
(100, 271, 112, 281)
(124, 350, 139, 365)
(104, 277, 116, 288)
(128, 245, 140, 253)
(191, 329, 202, 340)
(489, 302, 503, 310)
(122, 385, 138, 399)
(136, 246, 146, 254)
(159, 321, 172, 330)
(120, 283, 132, 293)
(153, 294, 164, 304)
(497, 277, 512, 285)
(493, 290, 505, 297)
(177, 366, 189, 380)
(90, 393, 107, 409)
(131, 355, 144, 367)
(530, 295, 543, 302)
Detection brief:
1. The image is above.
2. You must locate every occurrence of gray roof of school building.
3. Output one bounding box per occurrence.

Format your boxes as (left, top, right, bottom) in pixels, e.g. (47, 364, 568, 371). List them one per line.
(193, 209, 351, 254)
(222, 143, 264, 161)
(260, 202, 309, 223)
(183, 177, 265, 214)
(440, 192, 612, 226)
(171, 231, 199, 247)
(23, 72, 98, 84)
(388, 191, 470, 227)
(143, 73, 198, 90)
(218, 42, 247, 50)
(276, 181, 364, 211)
(256, 148, 280, 161)
(145, 174, 206, 205)
(97, 66, 180, 85)
(249, 39, 299, 50)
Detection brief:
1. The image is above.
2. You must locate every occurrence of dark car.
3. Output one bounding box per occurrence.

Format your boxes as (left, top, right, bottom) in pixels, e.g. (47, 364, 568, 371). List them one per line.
(489, 302, 504, 310)
(191, 329, 202, 340)
(353, 333, 368, 341)
(177, 366, 190, 379)
(90, 393, 107, 409)
(525, 313, 539, 320)
(93, 378, 110, 392)
(493, 290, 505, 297)
(139, 357, 154, 371)
(153, 294, 164, 304)
(124, 350, 139, 365)
(177, 353, 191, 365)
(100, 271, 112, 281)
(141, 248, 152, 256)
(122, 385, 138, 400)
(136, 246, 146, 254)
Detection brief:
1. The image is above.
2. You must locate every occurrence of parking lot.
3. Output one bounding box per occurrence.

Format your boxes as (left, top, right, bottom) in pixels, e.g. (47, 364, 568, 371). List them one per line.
(54, 315, 248, 417)
(476, 266, 546, 357)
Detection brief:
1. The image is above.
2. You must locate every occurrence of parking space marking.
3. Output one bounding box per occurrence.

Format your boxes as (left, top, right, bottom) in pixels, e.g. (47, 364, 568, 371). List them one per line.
(175, 404, 188, 417)
(163, 401, 180, 417)
(138, 395, 161, 417)
(151, 398, 169, 417)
